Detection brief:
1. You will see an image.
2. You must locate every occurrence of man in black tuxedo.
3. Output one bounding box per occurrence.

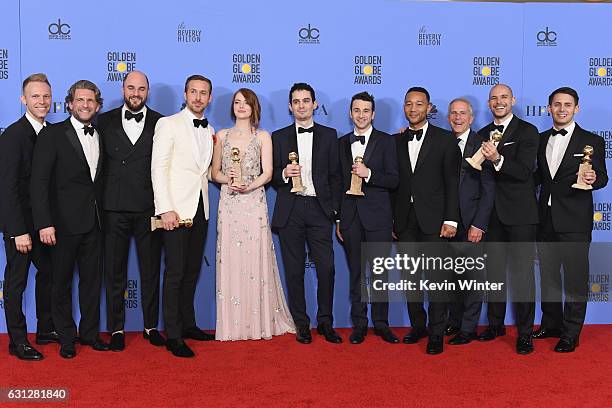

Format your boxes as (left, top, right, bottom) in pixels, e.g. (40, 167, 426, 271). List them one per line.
(336, 92, 399, 345)
(97, 71, 164, 351)
(392, 87, 461, 354)
(478, 84, 539, 354)
(0, 73, 58, 360)
(445, 98, 495, 346)
(532, 87, 607, 352)
(271, 83, 343, 344)
(31, 80, 109, 358)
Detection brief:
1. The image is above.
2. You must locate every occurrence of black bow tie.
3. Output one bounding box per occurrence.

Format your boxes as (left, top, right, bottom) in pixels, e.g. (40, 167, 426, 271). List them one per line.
(491, 124, 504, 133)
(83, 125, 95, 136)
(350, 134, 365, 145)
(298, 126, 314, 134)
(551, 128, 568, 136)
(405, 128, 423, 142)
(125, 110, 144, 123)
(193, 118, 208, 128)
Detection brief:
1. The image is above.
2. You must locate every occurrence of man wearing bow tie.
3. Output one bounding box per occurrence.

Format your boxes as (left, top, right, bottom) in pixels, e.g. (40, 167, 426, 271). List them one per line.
(478, 84, 539, 355)
(392, 87, 461, 354)
(96, 71, 164, 351)
(271, 83, 343, 344)
(151, 75, 215, 357)
(532, 87, 607, 352)
(336, 92, 399, 345)
(31, 80, 109, 358)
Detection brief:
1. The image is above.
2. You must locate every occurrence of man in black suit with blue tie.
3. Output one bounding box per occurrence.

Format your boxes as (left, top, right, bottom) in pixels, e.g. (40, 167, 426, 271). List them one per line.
(532, 87, 607, 352)
(445, 98, 495, 346)
(336, 92, 399, 344)
(271, 83, 343, 344)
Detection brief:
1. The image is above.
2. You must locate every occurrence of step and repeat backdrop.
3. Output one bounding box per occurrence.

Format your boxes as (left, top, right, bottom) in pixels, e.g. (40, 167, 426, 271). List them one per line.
(1, 0, 611, 332)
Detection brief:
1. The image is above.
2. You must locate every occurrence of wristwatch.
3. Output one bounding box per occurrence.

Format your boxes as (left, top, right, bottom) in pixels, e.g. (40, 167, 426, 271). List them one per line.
(493, 155, 503, 166)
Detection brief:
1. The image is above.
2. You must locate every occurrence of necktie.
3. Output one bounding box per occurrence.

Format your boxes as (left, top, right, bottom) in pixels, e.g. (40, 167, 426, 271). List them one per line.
(193, 118, 208, 128)
(551, 128, 568, 136)
(405, 128, 423, 142)
(491, 124, 504, 133)
(83, 125, 95, 136)
(298, 126, 314, 134)
(350, 134, 365, 145)
(125, 111, 144, 122)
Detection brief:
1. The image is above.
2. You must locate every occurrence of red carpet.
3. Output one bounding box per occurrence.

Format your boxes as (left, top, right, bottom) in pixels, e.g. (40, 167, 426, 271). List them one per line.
(2, 326, 611, 408)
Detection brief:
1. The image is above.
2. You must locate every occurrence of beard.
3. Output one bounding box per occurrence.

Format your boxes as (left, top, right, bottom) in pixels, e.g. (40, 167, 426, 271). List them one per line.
(124, 95, 146, 112)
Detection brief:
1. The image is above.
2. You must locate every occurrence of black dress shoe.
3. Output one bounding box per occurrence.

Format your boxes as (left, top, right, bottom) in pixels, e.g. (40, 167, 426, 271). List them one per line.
(35, 331, 60, 345)
(110, 333, 125, 352)
(296, 327, 312, 344)
(554, 337, 579, 353)
(166, 339, 195, 358)
(444, 326, 460, 337)
(183, 327, 215, 341)
(317, 323, 343, 344)
(374, 327, 400, 344)
(349, 327, 367, 344)
(477, 326, 506, 342)
(143, 329, 166, 346)
(532, 327, 563, 339)
(9, 344, 44, 361)
(402, 328, 428, 344)
(448, 332, 477, 345)
(80, 337, 110, 351)
(427, 335, 444, 355)
(59, 343, 76, 359)
(516, 336, 534, 355)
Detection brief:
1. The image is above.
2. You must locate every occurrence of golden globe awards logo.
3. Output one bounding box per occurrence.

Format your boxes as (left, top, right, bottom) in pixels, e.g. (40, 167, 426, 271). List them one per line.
(472, 56, 500, 86)
(592, 129, 612, 159)
(588, 273, 609, 302)
(48, 19, 71, 40)
(588, 57, 612, 86)
(593, 201, 611, 231)
(354, 55, 382, 85)
(418, 26, 441, 46)
(124, 279, 139, 309)
(106, 51, 137, 82)
(0, 49, 8, 80)
(298, 24, 320, 45)
(232, 53, 261, 83)
(177, 22, 201, 43)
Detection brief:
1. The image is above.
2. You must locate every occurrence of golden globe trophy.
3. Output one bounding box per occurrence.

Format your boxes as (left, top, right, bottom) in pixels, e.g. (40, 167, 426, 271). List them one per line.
(466, 130, 503, 171)
(288, 152, 304, 193)
(150, 217, 193, 231)
(346, 156, 365, 196)
(572, 145, 594, 190)
(230, 147, 244, 187)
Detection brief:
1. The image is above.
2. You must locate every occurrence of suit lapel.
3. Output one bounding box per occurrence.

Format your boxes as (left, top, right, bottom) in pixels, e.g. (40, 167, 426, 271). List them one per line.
(362, 129, 379, 165)
(539, 130, 553, 182)
(94, 132, 103, 182)
(131, 107, 154, 151)
(181, 110, 203, 170)
(64, 119, 88, 166)
(555, 124, 583, 180)
(498, 116, 518, 152)
(414, 126, 433, 173)
(311, 124, 321, 176)
(399, 132, 413, 175)
(460, 131, 478, 184)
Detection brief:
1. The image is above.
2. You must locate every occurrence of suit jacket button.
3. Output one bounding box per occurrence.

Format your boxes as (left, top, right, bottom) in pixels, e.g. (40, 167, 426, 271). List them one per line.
(115, 147, 119, 151)
(122, 160, 126, 165)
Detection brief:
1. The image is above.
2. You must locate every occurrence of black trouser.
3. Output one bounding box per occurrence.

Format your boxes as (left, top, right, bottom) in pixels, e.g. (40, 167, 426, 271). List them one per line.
(537, 207, 590, 340)
(52, 226, 103, 345)
(278, 196, 335, 329)
(161, 198, 207, 340)
(3, 234, 54, 345)
(104, 210, 162, 332)
(397, 205, 450, 337)
(485, 208, 536, 337)
(341, 211, 391, 330)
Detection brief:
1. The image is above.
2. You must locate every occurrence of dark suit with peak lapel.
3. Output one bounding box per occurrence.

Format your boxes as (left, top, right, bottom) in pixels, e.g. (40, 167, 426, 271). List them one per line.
(448, 130, 495, 334)
(271, 122, 342, 330)
(0, 116, 54, 347)
(477, 115, 539, 338)
(535, 123, 607, 340)
(30, 117, 104, 345)
(97, 106, 163, 333)
(338, 128, 398, 330)
(392, 123, 461, 336)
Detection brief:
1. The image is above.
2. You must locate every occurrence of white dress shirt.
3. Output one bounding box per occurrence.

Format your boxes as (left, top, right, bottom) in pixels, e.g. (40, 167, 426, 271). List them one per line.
(546, 121, 575, 206)
(184, 108, 214, 170)
(70, 115, 99, 181)
(456, 129, 470, 156)
(25, 111, 46, 135)
(351, 125, 372, 182)
(293, 122, 316, 196)
(121, 105, 147, 145)
(492, 114, 514, 171)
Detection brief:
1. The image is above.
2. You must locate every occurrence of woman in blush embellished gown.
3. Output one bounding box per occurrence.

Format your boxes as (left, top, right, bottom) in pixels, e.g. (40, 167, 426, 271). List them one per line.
(211, 88, 294, 341)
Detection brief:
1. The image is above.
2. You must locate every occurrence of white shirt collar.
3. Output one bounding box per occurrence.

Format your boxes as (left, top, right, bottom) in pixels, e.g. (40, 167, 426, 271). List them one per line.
(457, 129, 470, 142)
(495, 114, 514, 131)
(25, 111, 46, 135)
(70, 115, 93, 134)
(295, 121, 314, 134)
(409, 121, 429, 138)
(553, 121, 576, 135)
(353, 125, 373, 138)
(121, 104, 147, 118)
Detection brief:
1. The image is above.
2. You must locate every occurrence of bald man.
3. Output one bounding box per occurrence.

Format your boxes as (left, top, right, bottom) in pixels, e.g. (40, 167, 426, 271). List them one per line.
(97, 71, 164, 351)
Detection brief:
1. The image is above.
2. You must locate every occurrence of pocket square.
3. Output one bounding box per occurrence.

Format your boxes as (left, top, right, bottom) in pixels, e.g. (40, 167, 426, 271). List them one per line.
(573, 153, 584, 157)
(502, 141, 516, 146)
